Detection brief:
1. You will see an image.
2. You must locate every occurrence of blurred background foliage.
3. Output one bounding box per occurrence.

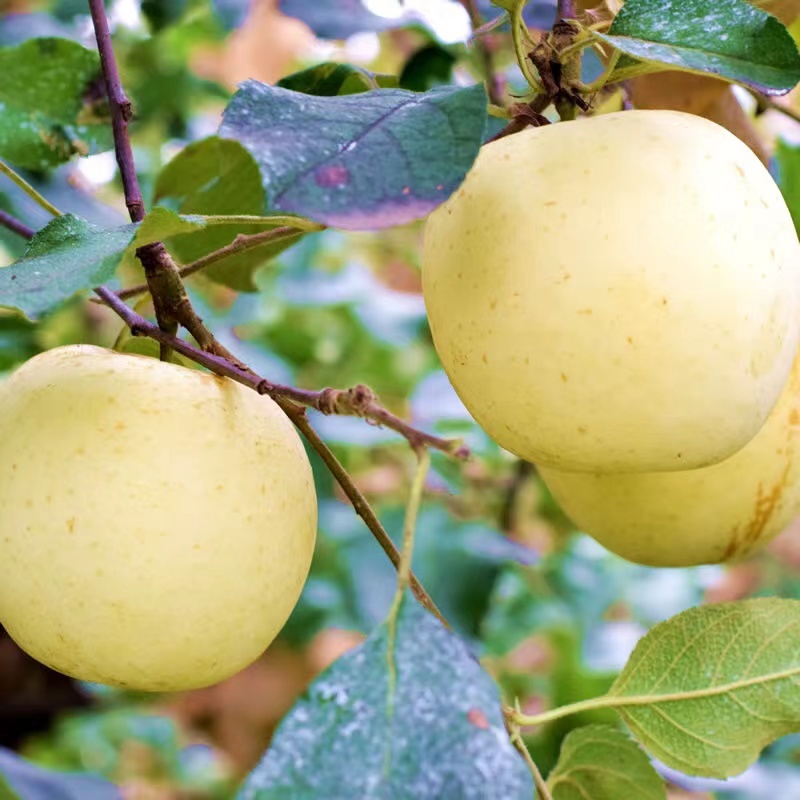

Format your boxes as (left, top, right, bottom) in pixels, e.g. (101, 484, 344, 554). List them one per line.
(2, 0, 800, 798)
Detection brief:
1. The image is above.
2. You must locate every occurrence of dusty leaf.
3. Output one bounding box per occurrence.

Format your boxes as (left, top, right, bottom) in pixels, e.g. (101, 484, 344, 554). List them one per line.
(239, 594, 533, 799)
(219, 82, 487, 230)
(598, 0, 800, 94)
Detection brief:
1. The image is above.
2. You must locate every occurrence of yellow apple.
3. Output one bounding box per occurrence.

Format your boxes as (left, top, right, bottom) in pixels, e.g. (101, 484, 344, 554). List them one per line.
(0, 345, 317, 691)
(422, 110, 800, 473)
(539, 353, 800, 566)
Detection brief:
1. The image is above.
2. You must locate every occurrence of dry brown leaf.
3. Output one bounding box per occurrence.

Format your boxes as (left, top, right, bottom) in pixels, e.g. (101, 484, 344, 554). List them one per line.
(628, 73, 770, 164)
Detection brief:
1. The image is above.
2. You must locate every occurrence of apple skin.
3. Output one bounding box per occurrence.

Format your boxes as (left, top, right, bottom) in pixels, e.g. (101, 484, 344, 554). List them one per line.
(422, 110, 800, 473)
(539, 353, 800, 567)
(0, 345, 317, 691)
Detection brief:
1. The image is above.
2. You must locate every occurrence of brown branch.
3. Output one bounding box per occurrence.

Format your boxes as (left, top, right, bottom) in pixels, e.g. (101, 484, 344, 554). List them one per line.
(499, 459, 535, 533)
(264, 384, 468, 459)
(88, 0, 144, 223)
(115, 226, 307, 301)
(460, 0, 505, 107)
(556, 0, 577, 21)
(0, 209, 35, 239)
(94, 286, 450, 628)
(757, 93, 800, 126)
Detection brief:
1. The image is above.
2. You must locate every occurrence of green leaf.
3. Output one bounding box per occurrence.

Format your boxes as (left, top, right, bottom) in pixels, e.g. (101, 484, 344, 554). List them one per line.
(0, 204, 305, 316)
(546, 725, 666, 799)
(609, 598, 800, 779)
(141, 0, 189, 31)
(219, 82, 487, 230)
(278, 63, 397, 96)
(0, 38, 112, 169)
(154, 137, 300, 290)
(0, 748, 119, 800)
(400, 45, 456, 92)
(239, 594, 533, 799)
(776, 139, 800, 234)
(0, 214, 135, 318)
(597, 0, 800, 94)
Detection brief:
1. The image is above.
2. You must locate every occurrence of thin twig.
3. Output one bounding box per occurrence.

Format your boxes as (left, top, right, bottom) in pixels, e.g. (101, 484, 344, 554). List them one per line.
(459, 0, 505, 107)
(509, 725, 553, 800)
(0, 209, 35, 239)
(114, 226, 310, 301)
(0, 161, 62, 217)
(757, 93, 800, 126)
(88, 0, 144, 223)
(556, 0, 577, 21)
(275, 384, 469, 458)
(499, 459, 535, 532)
(94, 286, 450, 628)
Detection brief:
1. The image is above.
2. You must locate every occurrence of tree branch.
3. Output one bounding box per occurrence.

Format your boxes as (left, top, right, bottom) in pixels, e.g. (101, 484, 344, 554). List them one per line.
(0, 209, 35, 240)
(460, 0, 505, 107)
(88, 0, 144, 223)
(94, 286, 450, 628)
(556, 0, 577, 21)
(756, 92, 800, 126)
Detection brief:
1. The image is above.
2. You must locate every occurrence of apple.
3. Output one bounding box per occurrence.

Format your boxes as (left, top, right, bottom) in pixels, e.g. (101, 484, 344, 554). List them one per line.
(539, 352, 800, 567)
(0, 345, 317, 691)
(422, 110, 800, 473)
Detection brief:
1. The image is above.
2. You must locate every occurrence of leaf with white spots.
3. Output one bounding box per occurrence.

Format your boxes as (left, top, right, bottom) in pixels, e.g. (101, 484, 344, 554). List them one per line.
(219, 81, 487, 231)
(238, 593, 533, 799)
(597, 0, 800, 95)
(607, 598, 800, 779)
(546, 725, 666, 800)
(0, 215, 136, 318)
(0, 207, 297, 317)
(0, 38, 112, 169)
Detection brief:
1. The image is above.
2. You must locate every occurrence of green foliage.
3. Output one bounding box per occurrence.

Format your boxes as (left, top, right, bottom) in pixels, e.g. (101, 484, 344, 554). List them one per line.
(776, 139, 800, 234)
(0, 215, 136, 317)
(0, 38, 112, 169)
(219, 82, 488, 229)
(599, 0, 800, 92)
(610, 598, 800, 778)
(400, 45, 457, 92)
(153, 137, 299, 290)
(278, 63, 398, 96)
(546, 725, 666, 799)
